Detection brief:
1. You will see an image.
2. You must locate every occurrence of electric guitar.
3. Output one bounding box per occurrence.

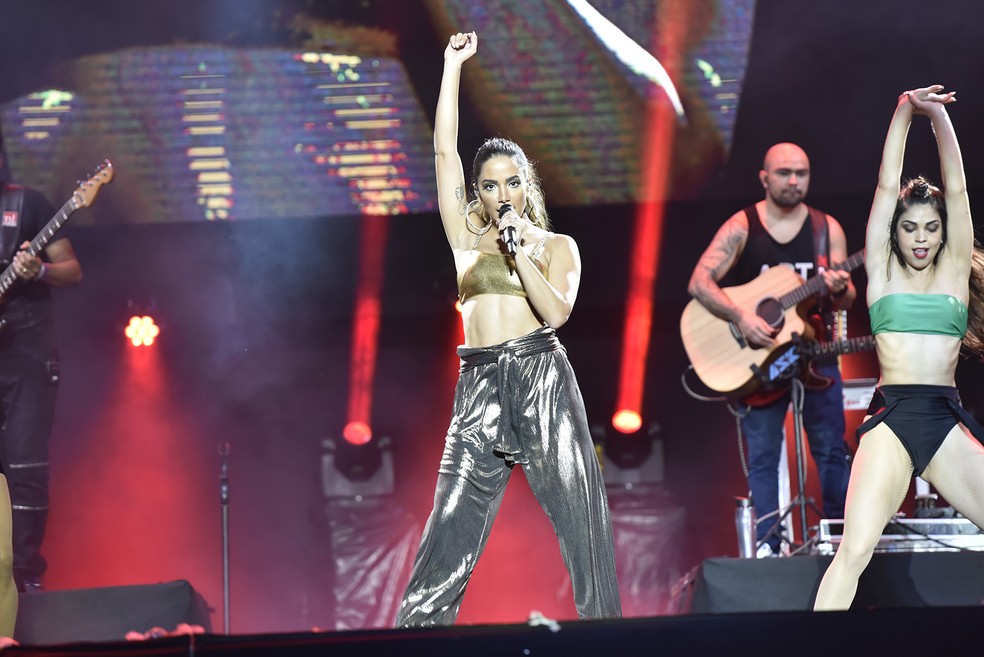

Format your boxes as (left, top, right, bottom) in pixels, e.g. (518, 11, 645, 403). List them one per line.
(679, 250, 864, 397)
(742, 334, 876, 407)
(0, 161, 114, 324)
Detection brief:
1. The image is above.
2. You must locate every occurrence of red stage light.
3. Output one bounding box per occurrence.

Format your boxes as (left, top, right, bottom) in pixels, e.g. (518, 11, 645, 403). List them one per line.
(611, 409, 642, 435)
(124, 315, 160, 347)
(343, 421, 372, 446)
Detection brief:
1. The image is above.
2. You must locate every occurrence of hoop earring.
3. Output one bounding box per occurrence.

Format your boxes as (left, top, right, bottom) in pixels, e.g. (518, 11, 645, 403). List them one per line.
(465, 200, 492, 236)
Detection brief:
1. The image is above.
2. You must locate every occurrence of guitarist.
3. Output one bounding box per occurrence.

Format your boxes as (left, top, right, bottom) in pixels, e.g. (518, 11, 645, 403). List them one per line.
(687, 142, 855, 557)
(0, 128, 83, 598)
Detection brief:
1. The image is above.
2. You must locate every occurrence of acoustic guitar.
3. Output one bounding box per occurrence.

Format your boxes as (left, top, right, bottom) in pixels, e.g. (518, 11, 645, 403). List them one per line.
(679, 250, 864, 397)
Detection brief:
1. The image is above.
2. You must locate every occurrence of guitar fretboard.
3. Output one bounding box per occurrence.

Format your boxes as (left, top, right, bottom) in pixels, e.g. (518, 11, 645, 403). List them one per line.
(0, 196, 80, 299)
(805, 335, 876, 359)
(779, 250, 865, 309)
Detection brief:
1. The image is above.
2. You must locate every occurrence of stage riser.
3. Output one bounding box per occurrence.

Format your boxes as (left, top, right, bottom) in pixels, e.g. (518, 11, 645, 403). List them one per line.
(678, 551, 984, 613)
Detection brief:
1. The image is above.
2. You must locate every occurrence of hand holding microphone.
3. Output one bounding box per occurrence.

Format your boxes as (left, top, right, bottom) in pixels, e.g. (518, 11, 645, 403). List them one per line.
(497, 203, 519, 255)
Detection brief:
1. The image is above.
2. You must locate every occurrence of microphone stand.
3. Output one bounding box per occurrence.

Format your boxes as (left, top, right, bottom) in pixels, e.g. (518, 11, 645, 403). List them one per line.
(218, 442, 231, 634)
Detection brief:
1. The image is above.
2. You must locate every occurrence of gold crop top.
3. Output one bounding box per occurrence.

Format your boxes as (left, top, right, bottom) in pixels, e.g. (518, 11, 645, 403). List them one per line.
(457, 252, 527, 303)
(456, 232, 551, 303)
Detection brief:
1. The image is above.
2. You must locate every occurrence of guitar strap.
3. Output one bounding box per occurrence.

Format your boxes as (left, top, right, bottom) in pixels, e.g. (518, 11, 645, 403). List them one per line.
(809, 206, 836, 343)
(0, 183, 25, 265)
(809, 206, 830, 271)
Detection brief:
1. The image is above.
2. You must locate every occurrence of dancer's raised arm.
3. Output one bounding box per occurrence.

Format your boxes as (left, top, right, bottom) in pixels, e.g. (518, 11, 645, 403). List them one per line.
(910, 86, 971, 271)
(866, 85, 957, 280)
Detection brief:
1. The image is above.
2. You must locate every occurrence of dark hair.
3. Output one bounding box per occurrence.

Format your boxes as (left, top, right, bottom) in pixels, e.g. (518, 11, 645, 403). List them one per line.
(469, 137, 551, 230)
(888, 176, 947, 274)
(965, 248, 984, 359)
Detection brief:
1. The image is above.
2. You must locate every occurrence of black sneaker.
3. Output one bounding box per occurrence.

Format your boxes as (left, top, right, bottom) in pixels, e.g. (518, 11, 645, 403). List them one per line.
(15, 579, 43, 594)
(21, 581, 43, 593)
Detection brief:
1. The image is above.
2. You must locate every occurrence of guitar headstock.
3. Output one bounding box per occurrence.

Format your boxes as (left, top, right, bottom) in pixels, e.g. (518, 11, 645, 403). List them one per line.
(72, 160, 114, 209)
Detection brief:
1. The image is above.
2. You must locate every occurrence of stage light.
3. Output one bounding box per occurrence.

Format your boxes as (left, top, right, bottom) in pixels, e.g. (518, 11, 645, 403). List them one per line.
(125, 315, 160, 347)
(611, 408, 642, 434)
(596, 422, 665, 490)
(343, 420, 372, 446)
(612, 0, 691, 448)
(322, 436, 394, 499)
(345, 216, 387, 454)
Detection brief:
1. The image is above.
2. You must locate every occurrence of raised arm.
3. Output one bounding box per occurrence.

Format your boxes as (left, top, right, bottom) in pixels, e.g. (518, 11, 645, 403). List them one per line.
(910, 87, 971, 270)
(865, 92, 914, 269)
(434, 32, 478, 249)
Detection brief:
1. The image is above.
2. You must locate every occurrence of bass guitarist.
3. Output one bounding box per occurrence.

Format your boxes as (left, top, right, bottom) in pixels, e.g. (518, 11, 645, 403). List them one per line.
(0, 127, 83, 596)
(687, 142, 855, 557)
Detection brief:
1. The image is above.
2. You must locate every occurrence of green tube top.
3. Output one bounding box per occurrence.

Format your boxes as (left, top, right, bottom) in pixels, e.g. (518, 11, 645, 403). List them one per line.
(868, 293, 967, 338)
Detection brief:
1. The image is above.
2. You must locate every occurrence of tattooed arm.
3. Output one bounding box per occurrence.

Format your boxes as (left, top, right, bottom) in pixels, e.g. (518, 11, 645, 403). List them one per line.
(687, 210, 778, 347)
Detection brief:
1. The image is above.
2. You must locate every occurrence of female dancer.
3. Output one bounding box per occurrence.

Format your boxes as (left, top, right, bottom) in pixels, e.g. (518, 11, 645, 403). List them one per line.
(395, 32, 621, 626)
(814, 85, 984, 609)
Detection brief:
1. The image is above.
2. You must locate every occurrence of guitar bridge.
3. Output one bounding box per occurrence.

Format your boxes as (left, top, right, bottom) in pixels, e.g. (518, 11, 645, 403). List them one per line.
(728, 322, 747, 348)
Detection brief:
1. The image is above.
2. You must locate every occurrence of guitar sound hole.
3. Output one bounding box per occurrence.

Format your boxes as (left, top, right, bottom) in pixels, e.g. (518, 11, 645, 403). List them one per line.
(756, 297, 784, 330)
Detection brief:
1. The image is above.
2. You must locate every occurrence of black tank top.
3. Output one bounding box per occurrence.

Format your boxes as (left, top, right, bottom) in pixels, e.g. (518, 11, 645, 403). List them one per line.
(730, 204, 818, 286)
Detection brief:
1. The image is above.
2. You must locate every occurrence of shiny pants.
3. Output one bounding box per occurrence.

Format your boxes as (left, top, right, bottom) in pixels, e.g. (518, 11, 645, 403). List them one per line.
(396, 328, 621, 626)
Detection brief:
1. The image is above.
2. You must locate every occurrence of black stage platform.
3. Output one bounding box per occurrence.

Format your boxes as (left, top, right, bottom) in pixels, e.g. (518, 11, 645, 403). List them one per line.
(678, 550, 984, 613)
(6, 607, 984, 656)
(9, 553, 984, 655)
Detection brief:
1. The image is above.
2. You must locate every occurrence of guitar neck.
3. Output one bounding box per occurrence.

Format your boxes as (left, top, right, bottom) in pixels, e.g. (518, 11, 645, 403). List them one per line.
(780, 250, 865, 309)
(804, 335, 876, 360)
(0, 196, 80, 300)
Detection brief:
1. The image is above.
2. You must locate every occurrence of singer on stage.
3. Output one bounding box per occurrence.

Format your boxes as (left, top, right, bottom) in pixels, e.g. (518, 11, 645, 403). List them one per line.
(395, 31, 621, 626)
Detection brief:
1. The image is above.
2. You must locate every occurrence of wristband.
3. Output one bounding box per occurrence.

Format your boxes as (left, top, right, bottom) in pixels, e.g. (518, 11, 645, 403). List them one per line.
(34, 263, 47, 281)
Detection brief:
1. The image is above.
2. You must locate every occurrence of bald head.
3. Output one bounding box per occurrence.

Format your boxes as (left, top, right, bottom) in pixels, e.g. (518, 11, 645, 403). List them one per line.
(763, 143, 809, 172)
(760, 143, 810, 209)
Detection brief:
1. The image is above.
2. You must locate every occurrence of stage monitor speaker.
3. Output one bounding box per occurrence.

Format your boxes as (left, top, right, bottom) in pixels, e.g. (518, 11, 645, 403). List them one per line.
(14, 579, 212, 645)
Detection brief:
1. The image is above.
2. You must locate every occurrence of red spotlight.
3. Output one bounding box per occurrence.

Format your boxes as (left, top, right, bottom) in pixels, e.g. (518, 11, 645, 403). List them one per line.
(343, 420, 372, 446)
(124, 315, 160, 347)
(611, 409, 642, 435)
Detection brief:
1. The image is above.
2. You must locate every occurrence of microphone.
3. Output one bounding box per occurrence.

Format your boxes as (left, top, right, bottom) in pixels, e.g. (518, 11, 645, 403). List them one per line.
(498, 204, 518, 255)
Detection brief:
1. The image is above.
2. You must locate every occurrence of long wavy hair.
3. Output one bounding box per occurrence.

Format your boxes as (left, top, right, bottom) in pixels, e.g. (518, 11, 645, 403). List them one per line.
(890, 177, 984, 358)
(967, 249, 984, 359)
(468, 137, 551, 231)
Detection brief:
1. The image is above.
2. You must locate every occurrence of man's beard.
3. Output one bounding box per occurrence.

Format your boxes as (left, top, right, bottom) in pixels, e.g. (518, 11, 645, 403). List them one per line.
(770, 188, 804, 209)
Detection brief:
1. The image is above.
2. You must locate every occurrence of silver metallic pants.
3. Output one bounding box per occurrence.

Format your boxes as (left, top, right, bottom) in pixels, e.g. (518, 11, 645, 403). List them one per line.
(396, 327, 621, 626)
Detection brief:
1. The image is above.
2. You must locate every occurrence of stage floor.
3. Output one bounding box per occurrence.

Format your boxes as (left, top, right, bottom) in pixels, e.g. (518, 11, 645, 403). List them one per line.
(12, 552, 984, 655)
(8, 606, 984, 656)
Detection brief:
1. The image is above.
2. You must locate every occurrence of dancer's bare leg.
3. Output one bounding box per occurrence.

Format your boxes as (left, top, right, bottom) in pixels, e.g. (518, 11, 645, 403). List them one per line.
(922, 424, 984, 531)
(814, 424, 912, 610)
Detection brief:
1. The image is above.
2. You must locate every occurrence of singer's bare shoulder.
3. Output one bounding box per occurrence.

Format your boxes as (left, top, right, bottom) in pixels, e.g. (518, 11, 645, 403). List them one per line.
(535, 231, 580, 269)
